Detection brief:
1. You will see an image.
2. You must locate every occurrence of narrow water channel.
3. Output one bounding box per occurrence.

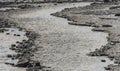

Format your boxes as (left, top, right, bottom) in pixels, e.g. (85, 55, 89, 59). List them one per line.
(9, 2, 114, 71)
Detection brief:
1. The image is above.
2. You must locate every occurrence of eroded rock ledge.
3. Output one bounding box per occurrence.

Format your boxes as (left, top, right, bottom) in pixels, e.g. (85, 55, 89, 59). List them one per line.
(52, 2, 120, 71)
(0, 18, 49, 71)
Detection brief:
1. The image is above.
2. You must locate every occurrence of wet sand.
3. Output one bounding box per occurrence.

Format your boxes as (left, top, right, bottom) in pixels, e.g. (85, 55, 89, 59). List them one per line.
(7, 2, 115, 71)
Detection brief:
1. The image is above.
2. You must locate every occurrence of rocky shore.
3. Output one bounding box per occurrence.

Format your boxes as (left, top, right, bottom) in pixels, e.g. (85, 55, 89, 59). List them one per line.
(1, 2, 120, 71)
(0, 2, 60, 71)
(6, 2, 112, 71)
(0, 15, 44, 71)
(51, 2, 120, 71)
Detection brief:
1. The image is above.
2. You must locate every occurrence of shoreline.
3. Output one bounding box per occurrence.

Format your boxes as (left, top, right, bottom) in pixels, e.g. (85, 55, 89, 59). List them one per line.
(0, 2, 118, 71)
(6, 2, 113, 70)
(51, 2, 120, 71)
(0, 3, 74, 71)
(0, 10, 43, 71)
